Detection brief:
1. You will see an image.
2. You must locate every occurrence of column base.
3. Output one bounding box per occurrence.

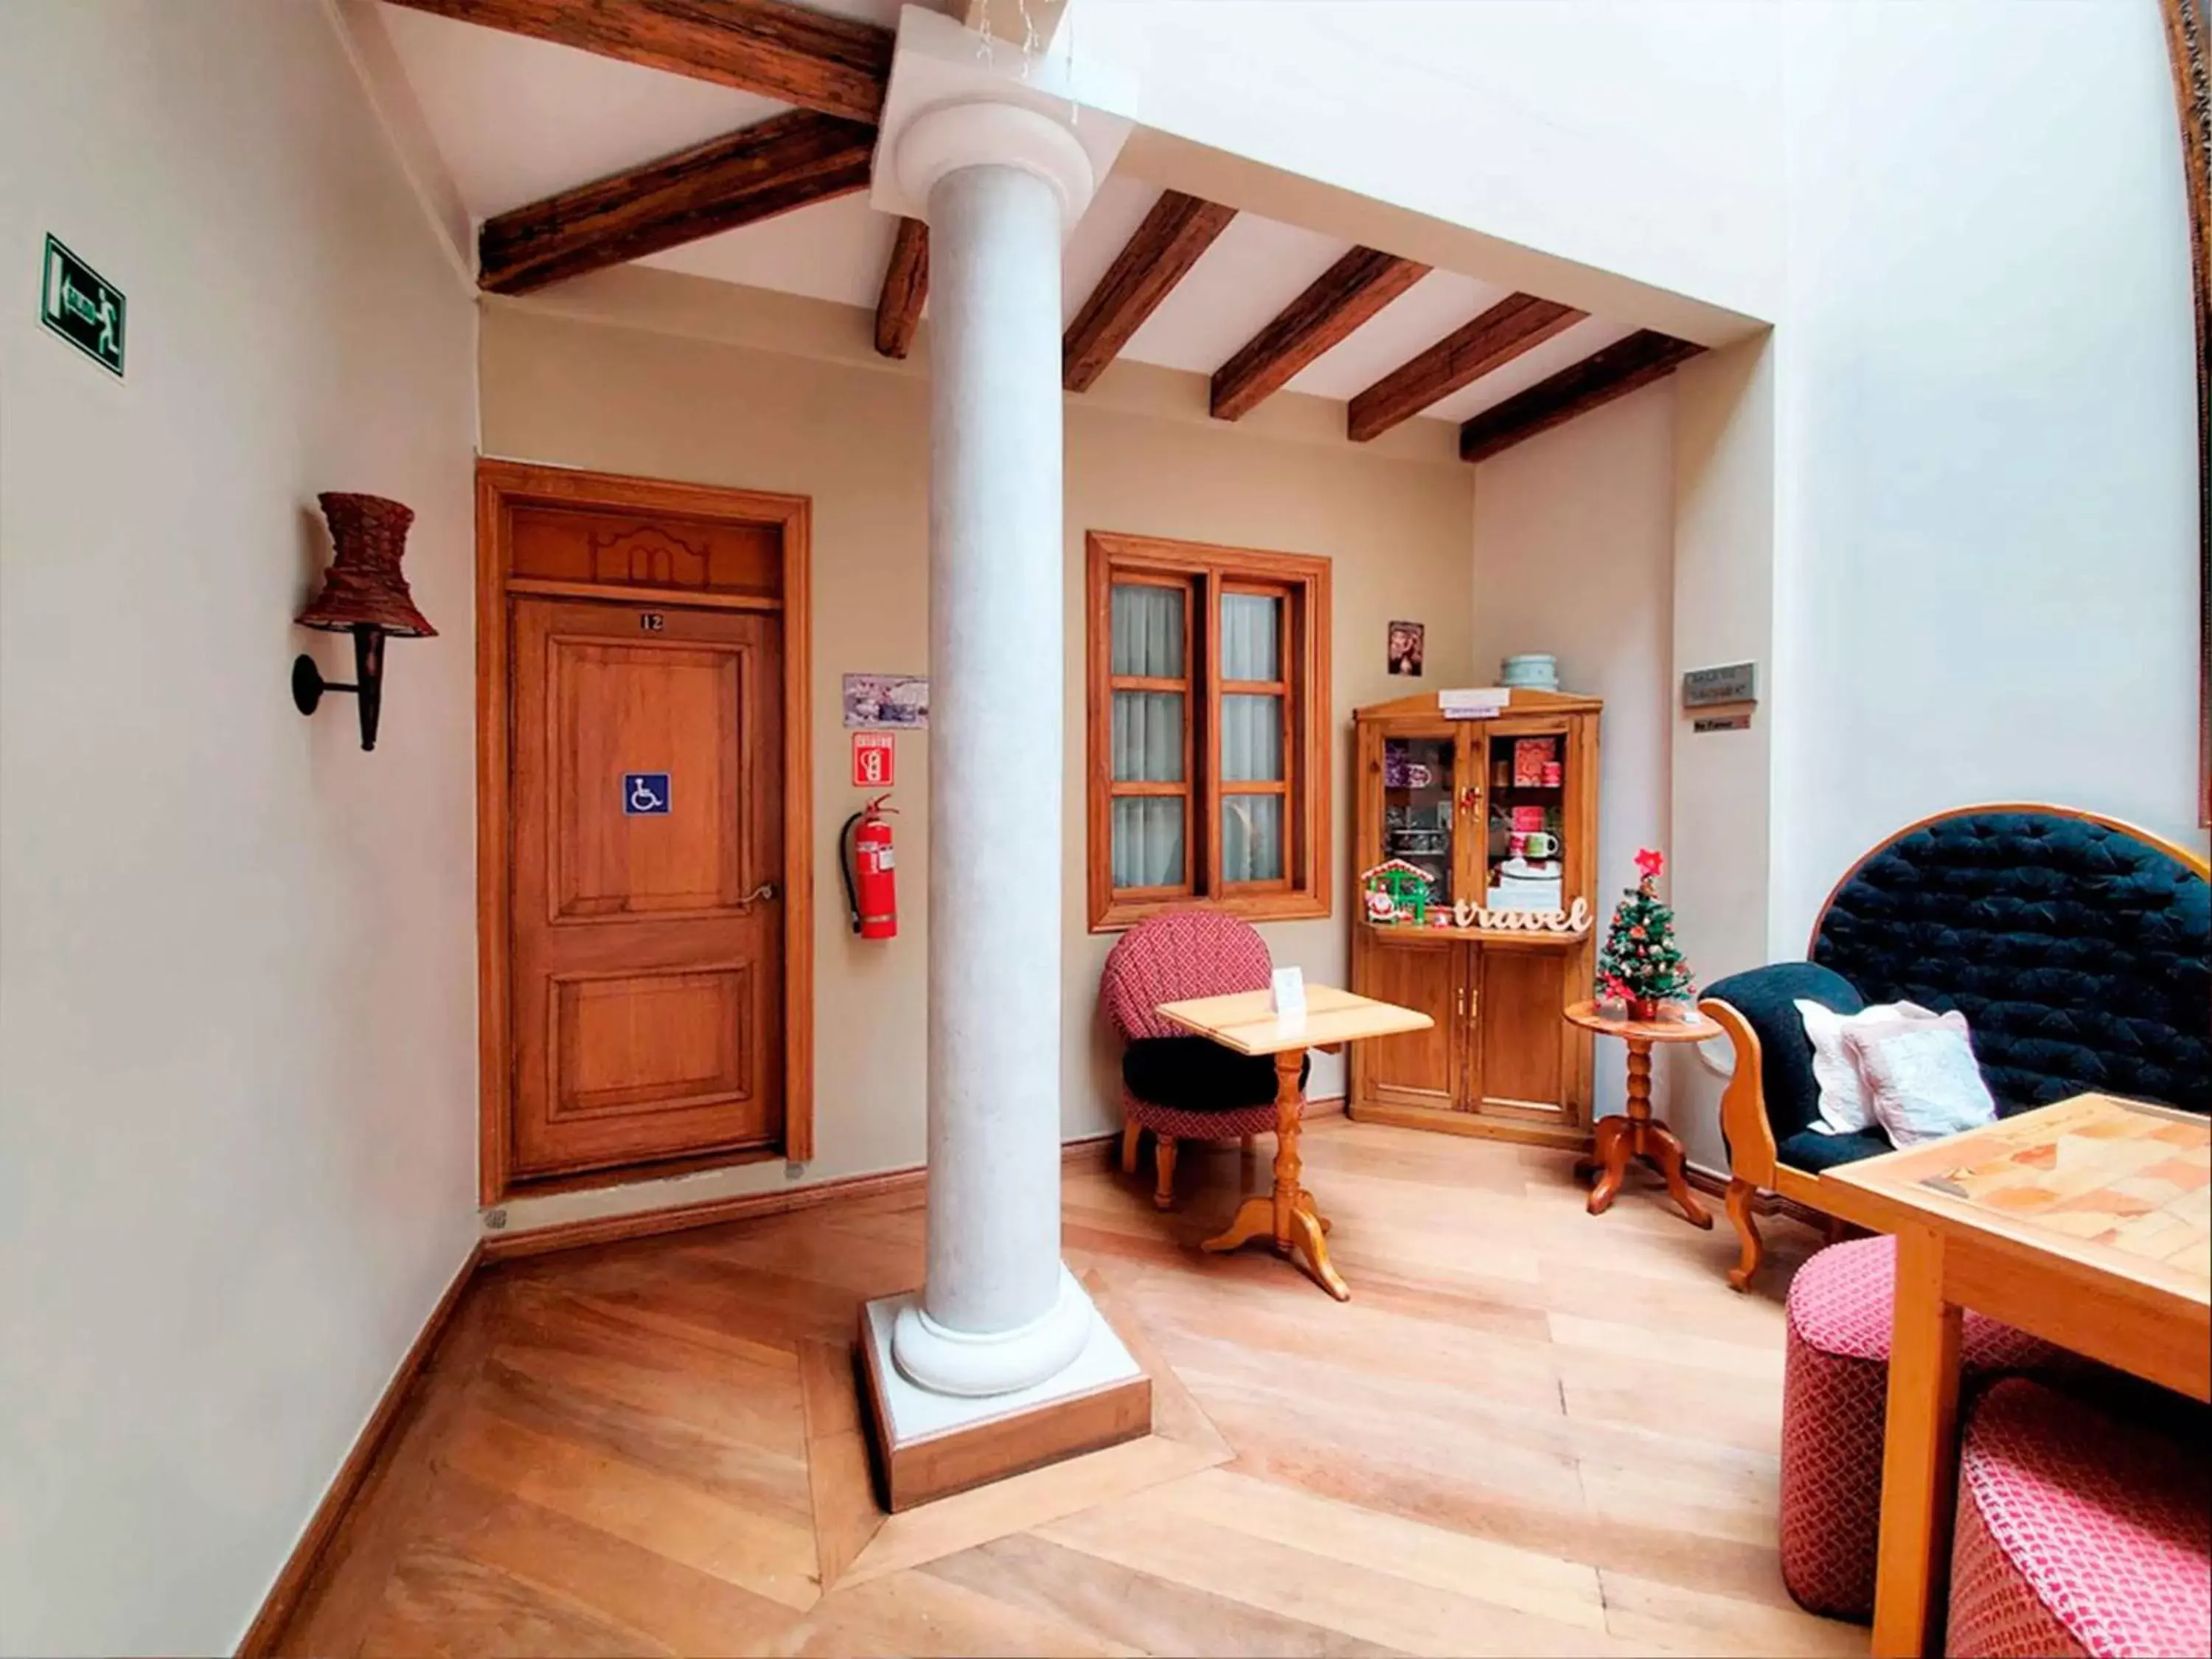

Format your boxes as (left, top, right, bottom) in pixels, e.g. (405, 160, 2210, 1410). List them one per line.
(891, 1264, 1095, 1397)
(858, 1279, 1150, 1512)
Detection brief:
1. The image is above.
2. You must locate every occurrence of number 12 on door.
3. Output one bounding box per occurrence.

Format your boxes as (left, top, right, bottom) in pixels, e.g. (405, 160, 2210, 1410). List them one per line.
(852, 732, 895, 788)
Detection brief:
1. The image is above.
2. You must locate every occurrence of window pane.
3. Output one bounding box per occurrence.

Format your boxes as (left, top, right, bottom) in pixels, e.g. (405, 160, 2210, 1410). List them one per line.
(1221, 693, 1284, 782)
(1220, 592, 1281, 682)
(1110, 691, 1183, 782)
(1110, 584, 1184, 678)
(1112, 796, 1185, 888)
(1222, 794, 1284, 883)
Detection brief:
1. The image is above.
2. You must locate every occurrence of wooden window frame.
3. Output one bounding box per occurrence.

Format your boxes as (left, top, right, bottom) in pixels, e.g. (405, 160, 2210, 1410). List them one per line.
(1085, 531, 1332, 932)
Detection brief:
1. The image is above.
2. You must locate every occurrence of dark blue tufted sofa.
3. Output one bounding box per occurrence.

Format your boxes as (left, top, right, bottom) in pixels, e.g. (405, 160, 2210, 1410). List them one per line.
(1697, 806, 2209, 1290)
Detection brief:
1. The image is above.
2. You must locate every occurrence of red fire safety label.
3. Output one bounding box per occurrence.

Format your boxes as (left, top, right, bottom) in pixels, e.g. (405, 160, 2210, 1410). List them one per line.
(852, 731, 895, 788)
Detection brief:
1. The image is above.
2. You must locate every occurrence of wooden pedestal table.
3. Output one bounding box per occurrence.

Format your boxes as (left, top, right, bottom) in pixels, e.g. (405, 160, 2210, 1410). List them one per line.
(1155, 985, 1433, 1301)
(1820, 1093, 2211, 1658)
(1562, 1000, 1720, 1227)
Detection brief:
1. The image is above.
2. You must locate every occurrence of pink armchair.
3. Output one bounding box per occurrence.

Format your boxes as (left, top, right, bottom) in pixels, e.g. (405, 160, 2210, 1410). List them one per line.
(1099, 910, 1284, 1211)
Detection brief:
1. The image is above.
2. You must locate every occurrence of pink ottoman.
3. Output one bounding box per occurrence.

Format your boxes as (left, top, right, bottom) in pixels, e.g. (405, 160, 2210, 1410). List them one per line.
(1948, 1377, 2210, 1658)
(1779, 1236, 2065, 1620)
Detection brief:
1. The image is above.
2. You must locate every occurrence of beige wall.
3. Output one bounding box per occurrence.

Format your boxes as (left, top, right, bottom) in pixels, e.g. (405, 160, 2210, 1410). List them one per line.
(0, 1, 480, 1650)
(478, 282, 1473, 1232)
(1470, 378, 1677, 1124)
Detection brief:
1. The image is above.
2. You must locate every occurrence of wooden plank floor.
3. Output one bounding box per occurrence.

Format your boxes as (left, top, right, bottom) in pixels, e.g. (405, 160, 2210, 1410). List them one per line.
(275, 1119, 1856, 1658)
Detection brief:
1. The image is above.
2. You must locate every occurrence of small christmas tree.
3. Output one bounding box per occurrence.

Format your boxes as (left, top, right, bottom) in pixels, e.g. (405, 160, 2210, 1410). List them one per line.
(1596, 847, 1693, 1017)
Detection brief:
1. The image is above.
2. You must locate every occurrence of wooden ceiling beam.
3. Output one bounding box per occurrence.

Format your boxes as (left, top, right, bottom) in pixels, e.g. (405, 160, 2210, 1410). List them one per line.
(1458, 330, 1706, 463)
(479, 109, 874, 295)
(381, 0, 893, 122)
(874, 216, 929, 360)
(1208, 248, 1430, 422)
(1063, 191, 1237, 392)
(1347, 293, 1586, 442)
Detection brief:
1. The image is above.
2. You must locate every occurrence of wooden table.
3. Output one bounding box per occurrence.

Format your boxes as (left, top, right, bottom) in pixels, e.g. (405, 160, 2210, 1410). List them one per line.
(1155, 984, 1432, 1301)
(1820, 1093, 2212, 1658)
(1562, 1000, 1722, 1227)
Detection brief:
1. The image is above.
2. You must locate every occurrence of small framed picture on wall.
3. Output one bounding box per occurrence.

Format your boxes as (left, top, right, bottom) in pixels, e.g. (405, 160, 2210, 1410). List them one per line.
(1388, 620, 1425, 677)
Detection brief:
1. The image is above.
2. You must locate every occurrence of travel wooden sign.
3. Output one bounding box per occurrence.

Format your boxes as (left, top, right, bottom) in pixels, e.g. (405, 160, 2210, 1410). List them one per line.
(41, 235, 125, 377)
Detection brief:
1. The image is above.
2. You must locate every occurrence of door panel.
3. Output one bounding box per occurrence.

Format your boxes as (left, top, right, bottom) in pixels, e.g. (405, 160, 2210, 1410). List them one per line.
(1360, 939, 1460, 1110)
(512, 597, 783, 1178)
(552, 640, 746, 917)
(552, 965, 753, 1116)
(1470, 946, 1570, 1122)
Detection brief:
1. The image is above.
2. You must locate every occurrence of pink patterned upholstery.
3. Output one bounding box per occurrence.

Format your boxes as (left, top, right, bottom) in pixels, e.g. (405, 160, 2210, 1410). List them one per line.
(1100, 909, 1274, 1043)
(1100, 910, 1281, 1151)
(1948, 1378, 2210, 1659)
(1779, 1236, 2069, 1621)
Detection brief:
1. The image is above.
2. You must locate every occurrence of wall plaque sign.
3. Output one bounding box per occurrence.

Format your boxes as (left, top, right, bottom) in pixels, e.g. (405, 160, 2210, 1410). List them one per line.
(1683, 662, 1757, 708)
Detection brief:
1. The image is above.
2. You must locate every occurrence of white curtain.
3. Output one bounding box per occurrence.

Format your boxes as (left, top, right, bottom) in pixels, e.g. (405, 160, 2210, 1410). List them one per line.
(1223, 795, 1284, 882)
(1110, 584, 1182, 677)
(1220, 592, 1279, 681)
(1220, 593, 1284, 878)
(1220, 694, 1282, 782)
(1110, 585, 1185, 886)
(1112, 798, 1184, 888)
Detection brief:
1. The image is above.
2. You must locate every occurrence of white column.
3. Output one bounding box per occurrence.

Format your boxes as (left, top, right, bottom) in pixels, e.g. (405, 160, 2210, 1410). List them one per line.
(890, 102, 1098, 1399)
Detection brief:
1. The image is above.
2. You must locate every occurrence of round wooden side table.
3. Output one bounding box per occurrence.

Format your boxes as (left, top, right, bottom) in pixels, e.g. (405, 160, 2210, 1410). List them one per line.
(1562, 999, 1722, 1228)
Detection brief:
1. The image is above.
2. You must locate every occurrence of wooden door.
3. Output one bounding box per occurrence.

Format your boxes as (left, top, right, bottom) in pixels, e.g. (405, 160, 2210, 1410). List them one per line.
(509, 597, 784, 1179)
(1465, 942, 1576, 1127)
(1357, 936, 1462, 1111)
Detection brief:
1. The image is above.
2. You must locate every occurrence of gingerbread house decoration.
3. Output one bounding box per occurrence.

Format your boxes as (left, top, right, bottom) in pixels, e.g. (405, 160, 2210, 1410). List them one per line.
(1360, 858, 1436, 925)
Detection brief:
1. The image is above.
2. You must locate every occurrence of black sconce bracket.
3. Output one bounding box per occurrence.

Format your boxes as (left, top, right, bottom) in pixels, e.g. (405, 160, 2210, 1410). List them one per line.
(291, 623, 387, 751)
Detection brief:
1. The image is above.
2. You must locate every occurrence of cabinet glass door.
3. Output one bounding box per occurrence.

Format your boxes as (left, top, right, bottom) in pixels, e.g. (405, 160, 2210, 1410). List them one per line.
(1380, 734, 1455, 908)
(1484, 728, 1568, 911)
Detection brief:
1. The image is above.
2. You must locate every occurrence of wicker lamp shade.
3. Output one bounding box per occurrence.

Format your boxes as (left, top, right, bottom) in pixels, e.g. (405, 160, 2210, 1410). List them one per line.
(296, 493, 436, 637)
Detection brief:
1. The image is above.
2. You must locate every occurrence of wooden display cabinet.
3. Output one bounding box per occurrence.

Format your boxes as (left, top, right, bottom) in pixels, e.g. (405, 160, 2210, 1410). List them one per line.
(1349, 689, 1602, 1150)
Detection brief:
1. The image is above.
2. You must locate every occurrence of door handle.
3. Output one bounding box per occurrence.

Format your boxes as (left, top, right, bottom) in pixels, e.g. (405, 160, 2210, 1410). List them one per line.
(743, 881, 778, 905)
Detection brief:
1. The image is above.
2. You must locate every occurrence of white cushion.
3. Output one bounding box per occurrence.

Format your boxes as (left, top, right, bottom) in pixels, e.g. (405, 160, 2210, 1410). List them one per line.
(1795, 998, 1885, 1135)
(1843, 1006, 1999, 1147)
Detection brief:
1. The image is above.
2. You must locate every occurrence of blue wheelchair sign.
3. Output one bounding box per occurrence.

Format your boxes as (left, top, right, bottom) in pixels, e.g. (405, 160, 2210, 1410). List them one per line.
(624, 772, 670, 815)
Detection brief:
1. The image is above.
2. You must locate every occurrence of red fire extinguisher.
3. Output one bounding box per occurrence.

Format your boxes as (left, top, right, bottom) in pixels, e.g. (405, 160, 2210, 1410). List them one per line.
(840, 794, 897, 939)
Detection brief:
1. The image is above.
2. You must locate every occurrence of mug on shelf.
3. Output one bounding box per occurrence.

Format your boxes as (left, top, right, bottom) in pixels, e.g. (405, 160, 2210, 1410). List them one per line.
(1523, 830, 1559, 859)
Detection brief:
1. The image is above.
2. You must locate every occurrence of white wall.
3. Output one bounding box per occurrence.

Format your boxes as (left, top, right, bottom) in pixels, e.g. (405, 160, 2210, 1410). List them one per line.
(1470, 380, 1678, 1117)
(1070, 0, 1786, 329)
(1464, 0, 2203, 1171)
(1768, 0, 2208, 933)
(1670, 338, 1780, 1169)
(0, 3, 480, 1651)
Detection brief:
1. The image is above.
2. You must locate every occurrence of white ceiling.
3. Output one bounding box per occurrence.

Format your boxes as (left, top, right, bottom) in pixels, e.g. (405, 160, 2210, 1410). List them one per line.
(375, 1, 1638, 429)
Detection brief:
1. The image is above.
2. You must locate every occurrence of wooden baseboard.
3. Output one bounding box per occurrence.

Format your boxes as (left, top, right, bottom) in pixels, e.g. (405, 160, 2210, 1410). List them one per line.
(482, 1132, 1126, 1262)
(236, 1241, 482, 1659)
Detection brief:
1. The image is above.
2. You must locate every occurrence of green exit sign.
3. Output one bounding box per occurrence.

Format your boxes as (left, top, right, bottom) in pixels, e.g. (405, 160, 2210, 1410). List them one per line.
(41, 234, 125, 377)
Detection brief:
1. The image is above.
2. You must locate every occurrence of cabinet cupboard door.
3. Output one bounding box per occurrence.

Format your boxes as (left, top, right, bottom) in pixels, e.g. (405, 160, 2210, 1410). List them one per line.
(1467, 946, 1574, 1125)
(1360, 941, 1460, 1110)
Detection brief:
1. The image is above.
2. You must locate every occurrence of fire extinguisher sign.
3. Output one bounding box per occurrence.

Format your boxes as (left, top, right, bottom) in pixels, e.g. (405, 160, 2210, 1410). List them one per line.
(852, 731, 895, 788)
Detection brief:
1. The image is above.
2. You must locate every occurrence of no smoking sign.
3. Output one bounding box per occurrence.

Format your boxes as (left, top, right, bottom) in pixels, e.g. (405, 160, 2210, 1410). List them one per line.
(851, 731, 895, 788)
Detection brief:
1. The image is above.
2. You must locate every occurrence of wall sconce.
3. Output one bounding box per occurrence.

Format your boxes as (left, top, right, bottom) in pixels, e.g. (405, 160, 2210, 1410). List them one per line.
(291, 493, 436, 751)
